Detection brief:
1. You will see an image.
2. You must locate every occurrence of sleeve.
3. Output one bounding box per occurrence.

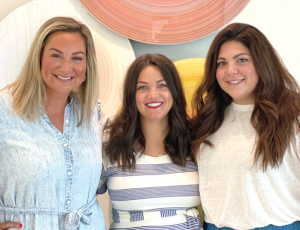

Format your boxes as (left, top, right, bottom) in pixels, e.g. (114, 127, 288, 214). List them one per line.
(97, 162, 108, 194)
(97, 101, 109, 132)
(97, 142, 110, 195)
(96, 102, 111, 194)
(96, 101, 110, 194)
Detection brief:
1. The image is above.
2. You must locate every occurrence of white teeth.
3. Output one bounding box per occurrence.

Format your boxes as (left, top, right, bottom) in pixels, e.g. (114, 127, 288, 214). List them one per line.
(56, 75, 72, 80)
(229, 79, 243, 84)
(147, 102, 162, 107)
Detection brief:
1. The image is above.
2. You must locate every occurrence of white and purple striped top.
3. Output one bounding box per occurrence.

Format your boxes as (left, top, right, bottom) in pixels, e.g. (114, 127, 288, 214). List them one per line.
(97, 153, 202, 230)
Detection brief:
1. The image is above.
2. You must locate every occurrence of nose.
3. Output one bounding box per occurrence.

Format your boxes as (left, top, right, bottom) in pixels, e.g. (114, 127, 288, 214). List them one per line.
(227, 62, 238, 75)
(59, 59, 72, 73)
(147, 87, 159, 99)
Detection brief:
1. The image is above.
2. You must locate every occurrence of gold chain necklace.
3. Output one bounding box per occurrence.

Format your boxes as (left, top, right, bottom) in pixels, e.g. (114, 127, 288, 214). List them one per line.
(231, 104, 253, 122)
(158, 152, 165, 157)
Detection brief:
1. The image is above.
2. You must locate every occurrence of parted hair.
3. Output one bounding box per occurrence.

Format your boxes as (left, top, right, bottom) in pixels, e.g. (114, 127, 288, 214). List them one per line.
(5, 16, 99, 126)
(106, 54, 191, 170)
(191, 23, 300, 170)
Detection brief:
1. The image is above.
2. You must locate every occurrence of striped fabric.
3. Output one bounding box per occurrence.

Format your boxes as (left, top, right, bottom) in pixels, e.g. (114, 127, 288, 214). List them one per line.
(98, 153, 202, 229)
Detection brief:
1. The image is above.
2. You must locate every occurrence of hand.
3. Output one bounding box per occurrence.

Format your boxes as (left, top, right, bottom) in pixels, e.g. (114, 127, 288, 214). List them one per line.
(0, 221, 22, 230)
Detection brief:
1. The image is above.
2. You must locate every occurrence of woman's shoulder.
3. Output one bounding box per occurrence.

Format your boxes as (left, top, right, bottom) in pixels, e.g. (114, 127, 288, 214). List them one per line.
(0, 89, 13, 110)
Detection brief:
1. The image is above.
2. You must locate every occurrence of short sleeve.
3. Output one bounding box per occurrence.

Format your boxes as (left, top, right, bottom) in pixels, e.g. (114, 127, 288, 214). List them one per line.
(97, 162, 108, 194)
(97, 101, 109, 131)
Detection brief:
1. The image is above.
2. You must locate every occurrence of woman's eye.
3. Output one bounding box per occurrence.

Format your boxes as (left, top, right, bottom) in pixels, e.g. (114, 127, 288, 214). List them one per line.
(239, 58, 248, 63)
(217, 62, 226, 66)
(137, 86, 147, 90)
(158, 84, 167, 88)
(52, 54, 61, 59)
(73, 57, 83, 61)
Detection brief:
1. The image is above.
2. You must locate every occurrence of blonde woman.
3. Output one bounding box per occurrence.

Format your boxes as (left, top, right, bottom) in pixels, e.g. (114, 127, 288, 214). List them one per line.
(0, 17, 106, 230)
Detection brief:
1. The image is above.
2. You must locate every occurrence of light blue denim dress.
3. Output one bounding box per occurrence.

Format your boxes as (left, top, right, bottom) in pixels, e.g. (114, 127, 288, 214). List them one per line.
(0, 90, 106, 230)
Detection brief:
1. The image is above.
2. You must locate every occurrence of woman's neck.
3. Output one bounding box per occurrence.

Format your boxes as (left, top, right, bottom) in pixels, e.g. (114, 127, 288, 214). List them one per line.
(139, 117, 170, 157)
(44, 91, 70, 133)
(44, 91, 69, 114)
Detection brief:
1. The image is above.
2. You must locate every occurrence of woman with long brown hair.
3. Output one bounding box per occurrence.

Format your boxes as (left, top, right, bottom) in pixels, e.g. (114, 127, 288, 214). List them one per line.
(191, 23, 300, 230)
(98, 54, 202, 229)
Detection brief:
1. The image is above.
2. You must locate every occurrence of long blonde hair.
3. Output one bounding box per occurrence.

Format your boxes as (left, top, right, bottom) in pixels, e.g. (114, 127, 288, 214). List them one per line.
(5, 16, 99, 126)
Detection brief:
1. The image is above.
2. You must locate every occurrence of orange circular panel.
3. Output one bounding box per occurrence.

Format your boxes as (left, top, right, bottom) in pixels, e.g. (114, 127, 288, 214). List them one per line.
(79, 0, 249, 44)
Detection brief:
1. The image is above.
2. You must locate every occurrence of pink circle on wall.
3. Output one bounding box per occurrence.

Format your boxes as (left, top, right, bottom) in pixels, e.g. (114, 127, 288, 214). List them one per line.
(79, 0, 249, 44)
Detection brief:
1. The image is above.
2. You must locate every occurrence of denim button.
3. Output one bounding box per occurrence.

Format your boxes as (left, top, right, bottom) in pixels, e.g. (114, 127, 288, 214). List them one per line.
(64, 143, 68, 147)
(66, 119, 69, 123)
(67, 200, 71, 204)
(68, 171, 72, 175)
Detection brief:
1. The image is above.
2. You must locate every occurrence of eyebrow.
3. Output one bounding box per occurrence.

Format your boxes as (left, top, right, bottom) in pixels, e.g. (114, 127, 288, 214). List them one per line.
(137, 79, 166, 84)
(49, 48, 85, 55)
(217, 53, 250, 60)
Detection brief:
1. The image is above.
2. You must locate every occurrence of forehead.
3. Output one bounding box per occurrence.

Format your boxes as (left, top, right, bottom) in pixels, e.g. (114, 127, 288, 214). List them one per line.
(218, 40, 250, 56)
(44, 32, 85, 48)
(137, 65, 165, 82)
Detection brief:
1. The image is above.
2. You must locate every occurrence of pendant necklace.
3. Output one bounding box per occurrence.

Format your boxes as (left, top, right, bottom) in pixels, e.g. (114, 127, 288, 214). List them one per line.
(158, 152, 165, 157)
(231, 104, 253, 122)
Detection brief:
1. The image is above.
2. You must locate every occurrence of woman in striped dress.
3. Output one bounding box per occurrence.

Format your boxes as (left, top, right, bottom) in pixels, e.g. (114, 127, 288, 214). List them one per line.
(98, 54, 202, 230)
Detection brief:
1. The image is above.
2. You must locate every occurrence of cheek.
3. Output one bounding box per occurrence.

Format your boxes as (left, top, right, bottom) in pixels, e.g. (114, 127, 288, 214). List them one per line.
(75, 64, 87, 76)
(165, 91, 174, 107)
(41, 58, 54, 79)
(216, 72, 224, 88)
(135, 93, 143, 108)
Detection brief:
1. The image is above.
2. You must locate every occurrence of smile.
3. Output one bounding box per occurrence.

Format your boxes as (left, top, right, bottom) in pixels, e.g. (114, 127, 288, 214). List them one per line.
(55, 74, 73, 80)
(146, 102, 163, 108)
(228, 79, 243, 84)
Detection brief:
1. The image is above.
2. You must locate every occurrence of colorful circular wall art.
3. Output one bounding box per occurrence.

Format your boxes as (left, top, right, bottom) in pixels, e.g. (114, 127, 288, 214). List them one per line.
(174, 58, 205, 116)
(79, 0, 249, 44)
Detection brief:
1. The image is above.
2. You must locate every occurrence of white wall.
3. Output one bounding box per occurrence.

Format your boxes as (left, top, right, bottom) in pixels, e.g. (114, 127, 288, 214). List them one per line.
(131, 0, 300, 82)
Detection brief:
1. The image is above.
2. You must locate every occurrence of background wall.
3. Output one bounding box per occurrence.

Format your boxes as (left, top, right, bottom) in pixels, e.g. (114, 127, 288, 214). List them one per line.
(2, 0, 299, 81)
(1, 0, 300, 229)
(130, 0, 300, 83)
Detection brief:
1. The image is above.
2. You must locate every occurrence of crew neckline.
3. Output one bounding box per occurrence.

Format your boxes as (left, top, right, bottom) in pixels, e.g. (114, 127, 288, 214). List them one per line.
(231, 102, 254, 112)
(136, 152, 171, 164)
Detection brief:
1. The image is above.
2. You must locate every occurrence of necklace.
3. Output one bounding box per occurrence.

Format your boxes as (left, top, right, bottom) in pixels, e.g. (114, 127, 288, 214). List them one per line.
(231, 104, 253, 122)
(158, 152, 165, 157)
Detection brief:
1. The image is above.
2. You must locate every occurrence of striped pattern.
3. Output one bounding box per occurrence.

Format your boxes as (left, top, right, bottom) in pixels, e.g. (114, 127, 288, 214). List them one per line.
(109, 184, 199, 201)
(98, 153, 201, 229)
(129, 211, 144, 222)
(105, 160, 198, 177)
(161, 210, 177, 218)
(187, 215, 202, 229)
(111, 222, 194, 230)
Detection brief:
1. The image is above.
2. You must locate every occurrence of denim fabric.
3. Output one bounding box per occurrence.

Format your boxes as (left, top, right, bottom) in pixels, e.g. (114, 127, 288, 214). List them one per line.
(204, 221, 300, 230)
(0, 90, 106, 230)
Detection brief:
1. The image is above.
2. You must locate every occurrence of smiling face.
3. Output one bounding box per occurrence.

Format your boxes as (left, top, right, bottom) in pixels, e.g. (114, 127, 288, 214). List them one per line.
(216, 40, 259, 105)
(41, 32, 87, 99)
(135, 65, 173, 124)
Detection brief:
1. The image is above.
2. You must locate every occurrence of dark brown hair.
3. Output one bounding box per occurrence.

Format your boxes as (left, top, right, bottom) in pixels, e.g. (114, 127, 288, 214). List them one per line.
(106, 54, 190, 170)
(191, 23, 300, 170)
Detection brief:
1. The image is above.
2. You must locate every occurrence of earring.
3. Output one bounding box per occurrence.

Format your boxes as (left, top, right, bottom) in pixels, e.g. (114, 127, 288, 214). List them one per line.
(83, 76, 86, 82)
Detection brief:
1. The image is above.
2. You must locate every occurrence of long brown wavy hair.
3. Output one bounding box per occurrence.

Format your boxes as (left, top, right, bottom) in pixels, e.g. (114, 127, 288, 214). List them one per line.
(191, 23, 300, 170)
(106, 54, 191, 170)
